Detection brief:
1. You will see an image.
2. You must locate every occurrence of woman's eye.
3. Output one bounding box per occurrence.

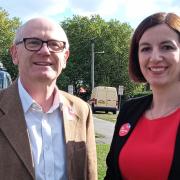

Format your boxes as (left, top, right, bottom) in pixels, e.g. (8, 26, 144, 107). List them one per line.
(140, 47, 151, 52)
(162, 45, 174, 50)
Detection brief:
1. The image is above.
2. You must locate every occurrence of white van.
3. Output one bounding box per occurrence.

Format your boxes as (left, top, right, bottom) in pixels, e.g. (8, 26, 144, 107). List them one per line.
(89, 86, 118, 114)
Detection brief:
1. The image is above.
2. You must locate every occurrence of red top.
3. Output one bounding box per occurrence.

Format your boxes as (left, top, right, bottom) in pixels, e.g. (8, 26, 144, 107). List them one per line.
(119, 108, 180, 180)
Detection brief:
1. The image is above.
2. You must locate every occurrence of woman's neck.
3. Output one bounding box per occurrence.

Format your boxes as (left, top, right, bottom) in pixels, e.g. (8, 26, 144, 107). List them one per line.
(147, 83, 180, 119)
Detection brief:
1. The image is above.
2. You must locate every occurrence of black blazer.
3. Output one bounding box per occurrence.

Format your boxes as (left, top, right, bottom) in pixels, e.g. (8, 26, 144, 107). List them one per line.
(105, 95, 180, 180)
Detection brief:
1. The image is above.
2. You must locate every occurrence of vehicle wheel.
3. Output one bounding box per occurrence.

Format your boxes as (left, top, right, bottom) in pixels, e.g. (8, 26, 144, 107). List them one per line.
(112, 110, 116, 114)
(92, 104, 96, 114)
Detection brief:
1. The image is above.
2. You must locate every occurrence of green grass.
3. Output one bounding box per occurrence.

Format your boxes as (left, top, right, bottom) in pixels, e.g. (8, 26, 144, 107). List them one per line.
(95, 113, 115, 179)
(94, 112, 117, 123)
(97, 144, 110, 180)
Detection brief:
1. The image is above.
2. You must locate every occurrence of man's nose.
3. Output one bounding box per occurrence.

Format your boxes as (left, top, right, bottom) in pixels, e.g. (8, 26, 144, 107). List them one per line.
(37, 43, 51, 54)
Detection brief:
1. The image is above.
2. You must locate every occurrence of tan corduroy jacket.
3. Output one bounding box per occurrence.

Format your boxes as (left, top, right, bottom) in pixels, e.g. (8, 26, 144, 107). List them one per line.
(0, 81, 97, 180)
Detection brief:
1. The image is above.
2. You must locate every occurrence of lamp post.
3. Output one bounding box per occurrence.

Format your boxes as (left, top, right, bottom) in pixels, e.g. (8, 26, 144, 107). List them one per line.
(91, 41, 95, 90)
(91, 41, 104, 90)
(118, 85, 124, 111)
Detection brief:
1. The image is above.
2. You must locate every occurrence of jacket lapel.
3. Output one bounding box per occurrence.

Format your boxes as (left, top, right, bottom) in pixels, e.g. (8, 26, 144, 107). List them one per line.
(59, 92, 80, 143)
(59, 92, 80, 179)
(0, 82, 35, 179)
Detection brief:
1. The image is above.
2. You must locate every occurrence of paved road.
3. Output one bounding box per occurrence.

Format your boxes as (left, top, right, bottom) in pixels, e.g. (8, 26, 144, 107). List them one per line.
(93, 116, 115, 144)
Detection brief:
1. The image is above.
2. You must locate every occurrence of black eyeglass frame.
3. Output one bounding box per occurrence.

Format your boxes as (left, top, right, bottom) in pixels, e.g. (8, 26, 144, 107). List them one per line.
(15, 38, 66, 52)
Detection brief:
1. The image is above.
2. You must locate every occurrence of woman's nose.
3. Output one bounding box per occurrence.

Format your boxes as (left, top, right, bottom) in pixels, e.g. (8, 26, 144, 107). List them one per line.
(149, 49, 163, 62)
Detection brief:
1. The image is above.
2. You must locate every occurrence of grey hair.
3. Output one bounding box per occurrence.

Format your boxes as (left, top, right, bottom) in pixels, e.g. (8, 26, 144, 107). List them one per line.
(13, 24, 25, 45)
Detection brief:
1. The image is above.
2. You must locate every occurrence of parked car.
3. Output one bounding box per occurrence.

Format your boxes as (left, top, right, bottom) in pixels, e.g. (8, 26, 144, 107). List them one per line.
(89, 86, 118, 114)
(0, 67, 12, 89)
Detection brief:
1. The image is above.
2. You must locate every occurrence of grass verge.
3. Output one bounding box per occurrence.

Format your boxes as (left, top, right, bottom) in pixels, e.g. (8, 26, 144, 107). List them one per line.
(94, 112, 117, 123)
(96, 132, 105, 138)
(97, 144, 110, 180)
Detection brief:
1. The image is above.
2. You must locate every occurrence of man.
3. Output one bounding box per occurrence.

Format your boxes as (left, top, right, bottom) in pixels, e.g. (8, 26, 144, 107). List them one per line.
(0, 17, 97, 180)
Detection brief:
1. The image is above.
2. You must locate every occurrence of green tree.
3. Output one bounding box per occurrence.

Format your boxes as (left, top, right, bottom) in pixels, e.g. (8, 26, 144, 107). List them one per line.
(0, 7, 21, 80)
(59, 15, 137, 96)
(0, 9, 144, 97)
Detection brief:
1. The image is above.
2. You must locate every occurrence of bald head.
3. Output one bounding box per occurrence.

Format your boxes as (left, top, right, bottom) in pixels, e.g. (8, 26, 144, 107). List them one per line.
(14, 17, 69, 49)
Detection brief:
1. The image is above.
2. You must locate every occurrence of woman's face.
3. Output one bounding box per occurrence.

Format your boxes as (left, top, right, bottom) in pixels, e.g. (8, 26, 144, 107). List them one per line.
(138, 24, 180, 88)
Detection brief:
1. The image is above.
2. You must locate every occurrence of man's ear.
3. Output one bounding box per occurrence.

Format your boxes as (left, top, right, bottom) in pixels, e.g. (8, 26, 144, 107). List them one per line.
(62, 49, 70, 69)
(64, 49, 69, 61)
(10, 45, 19, 65)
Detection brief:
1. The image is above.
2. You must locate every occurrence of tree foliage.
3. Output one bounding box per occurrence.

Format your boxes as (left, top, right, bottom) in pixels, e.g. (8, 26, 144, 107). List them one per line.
(0, 7, 21, 80)
(0, 8, 143, 97)
(59, 15, 136, 96)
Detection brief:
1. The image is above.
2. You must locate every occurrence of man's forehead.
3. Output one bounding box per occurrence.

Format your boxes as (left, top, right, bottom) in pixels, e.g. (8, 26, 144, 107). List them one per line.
(22, 18, 67, 39)
(24, 18, 62, 32)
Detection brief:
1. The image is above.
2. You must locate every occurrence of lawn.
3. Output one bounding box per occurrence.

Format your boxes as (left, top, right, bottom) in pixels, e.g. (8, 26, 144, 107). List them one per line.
(95, 112, 115, 179)
(96, 144, 110, 180)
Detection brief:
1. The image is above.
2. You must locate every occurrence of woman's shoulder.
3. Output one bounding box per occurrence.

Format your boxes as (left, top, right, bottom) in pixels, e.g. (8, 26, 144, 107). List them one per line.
(115, 94, 153, 126)
(125, 94, 152, 106)
(119, 94, 153, 114)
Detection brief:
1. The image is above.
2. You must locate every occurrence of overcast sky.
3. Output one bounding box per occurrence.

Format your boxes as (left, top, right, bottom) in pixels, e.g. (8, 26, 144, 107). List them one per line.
(0, 0, 179, 28)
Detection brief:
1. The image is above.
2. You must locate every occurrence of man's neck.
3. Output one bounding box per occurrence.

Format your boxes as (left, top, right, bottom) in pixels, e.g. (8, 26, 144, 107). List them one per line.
(20, 78, 56, 112)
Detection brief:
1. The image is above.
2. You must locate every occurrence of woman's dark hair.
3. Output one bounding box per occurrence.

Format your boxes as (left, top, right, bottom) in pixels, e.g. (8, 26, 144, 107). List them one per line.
(129, 12, 180, 82)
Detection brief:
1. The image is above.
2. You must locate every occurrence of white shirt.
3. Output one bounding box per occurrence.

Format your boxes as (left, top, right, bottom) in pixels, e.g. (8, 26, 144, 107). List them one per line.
(18, 79, 67, 180)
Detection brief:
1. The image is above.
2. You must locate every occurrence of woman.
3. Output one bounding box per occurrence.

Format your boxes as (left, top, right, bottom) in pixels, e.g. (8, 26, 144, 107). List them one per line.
(105, 12, 180, 180)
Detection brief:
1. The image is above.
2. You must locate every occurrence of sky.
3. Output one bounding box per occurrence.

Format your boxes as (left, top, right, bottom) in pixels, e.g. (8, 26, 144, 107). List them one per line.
(0, 0, 180, 28)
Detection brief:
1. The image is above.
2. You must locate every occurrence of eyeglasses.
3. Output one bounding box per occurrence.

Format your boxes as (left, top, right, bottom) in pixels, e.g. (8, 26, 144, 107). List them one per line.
(16, 38, 66, 52)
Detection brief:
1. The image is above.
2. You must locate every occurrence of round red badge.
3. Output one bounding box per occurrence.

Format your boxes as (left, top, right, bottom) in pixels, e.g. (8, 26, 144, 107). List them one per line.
(119, 123, 131, 136)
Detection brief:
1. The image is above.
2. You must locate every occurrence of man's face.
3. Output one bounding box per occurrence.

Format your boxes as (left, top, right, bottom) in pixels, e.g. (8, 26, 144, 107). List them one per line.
(11, 18, 69, 86)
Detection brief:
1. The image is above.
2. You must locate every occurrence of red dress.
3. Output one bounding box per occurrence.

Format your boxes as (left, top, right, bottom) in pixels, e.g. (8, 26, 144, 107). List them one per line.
(119, 108, 180, 180)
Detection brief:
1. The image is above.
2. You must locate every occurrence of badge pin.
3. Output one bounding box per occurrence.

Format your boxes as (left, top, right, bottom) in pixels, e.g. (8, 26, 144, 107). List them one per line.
(119, 123, 131, 136)
(68, 107, 75, 115)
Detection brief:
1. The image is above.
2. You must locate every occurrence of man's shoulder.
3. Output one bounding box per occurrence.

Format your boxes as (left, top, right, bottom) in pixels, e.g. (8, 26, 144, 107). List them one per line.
(59, 90, 88, 106)
(59, 90, 90, 115)
(0, 82, 19, 113)
(0, 82, 17, 99)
